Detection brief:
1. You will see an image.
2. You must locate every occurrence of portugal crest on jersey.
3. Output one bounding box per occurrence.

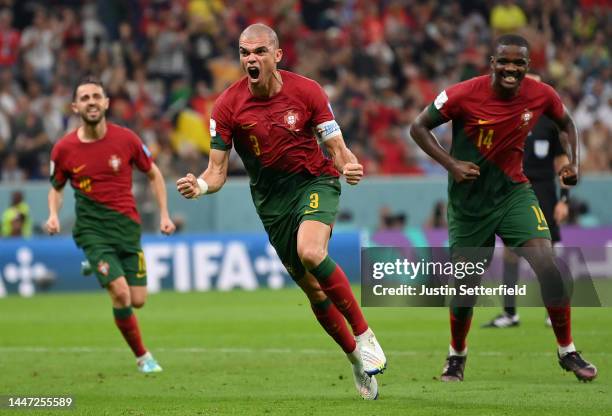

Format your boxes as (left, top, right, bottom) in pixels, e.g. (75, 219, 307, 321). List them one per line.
(520, 109, 533, 128)
(284, 110, 299, 130)
(108, 155, 122, 173)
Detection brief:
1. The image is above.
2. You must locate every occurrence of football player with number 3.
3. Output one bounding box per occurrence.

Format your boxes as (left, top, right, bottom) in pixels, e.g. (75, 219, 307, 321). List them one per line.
(46, 77, 176, 373)
(176, 23, 386, 400)
(410, 35, 597, 383)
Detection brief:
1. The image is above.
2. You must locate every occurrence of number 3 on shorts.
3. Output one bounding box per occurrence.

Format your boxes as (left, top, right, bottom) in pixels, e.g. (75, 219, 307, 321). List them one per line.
(531, 205, 549, 231)
(309, 193, 319, 209)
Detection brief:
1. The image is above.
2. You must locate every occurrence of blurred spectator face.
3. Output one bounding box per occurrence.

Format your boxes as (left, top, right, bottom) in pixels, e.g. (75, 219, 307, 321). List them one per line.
(119, 22, 132, 39)
(62, 8, 75, 25)
(11, 190, 23, 205)
(72, 83, 109, 125)
(4, 152, 18, 169)
(27, 81, 42, 98)
(0, 68, 12, 85)
(33, 9, 47, 28)
(491, 44, 529, 93)
(0, 9, 12, 29)
(239, 30, 282, 88)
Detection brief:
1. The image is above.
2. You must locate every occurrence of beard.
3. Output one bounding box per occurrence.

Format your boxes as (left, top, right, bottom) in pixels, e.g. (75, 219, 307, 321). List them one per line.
(81, 110, 104, 126)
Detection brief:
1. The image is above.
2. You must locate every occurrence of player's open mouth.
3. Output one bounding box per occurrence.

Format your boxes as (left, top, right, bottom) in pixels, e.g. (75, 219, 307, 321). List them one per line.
(501, 73, 519, 86)
(247, 67, 260, 81)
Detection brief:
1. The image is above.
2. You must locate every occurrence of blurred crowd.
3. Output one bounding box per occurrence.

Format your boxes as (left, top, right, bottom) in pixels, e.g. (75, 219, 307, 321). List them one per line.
(0, 0, 609, 183)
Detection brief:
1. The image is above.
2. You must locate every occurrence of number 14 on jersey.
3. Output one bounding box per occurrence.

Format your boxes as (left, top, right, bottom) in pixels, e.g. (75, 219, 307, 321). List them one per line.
(476, 128, 494, 150)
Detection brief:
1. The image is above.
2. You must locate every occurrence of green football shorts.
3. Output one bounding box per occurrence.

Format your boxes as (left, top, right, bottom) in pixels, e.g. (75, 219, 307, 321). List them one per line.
(82, 244, 147, 288)
(448, 183, 552, 249)
(262, 176, 341, 281)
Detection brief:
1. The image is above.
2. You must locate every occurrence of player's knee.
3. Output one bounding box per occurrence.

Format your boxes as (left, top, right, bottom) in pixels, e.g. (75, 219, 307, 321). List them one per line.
(537, 255, 557, 273)
(108, 280, 131, 307)
(298, 246, 327, 270)
(525, 246, 556, 273)
(111, 290, 131, 308)
(130, 288, 147, 308)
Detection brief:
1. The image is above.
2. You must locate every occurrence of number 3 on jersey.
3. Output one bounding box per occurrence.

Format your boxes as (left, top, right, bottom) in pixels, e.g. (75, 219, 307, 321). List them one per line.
(249, 134, 261, 156)
(477, 128, 494, 150)
(79, 177, 92, 192)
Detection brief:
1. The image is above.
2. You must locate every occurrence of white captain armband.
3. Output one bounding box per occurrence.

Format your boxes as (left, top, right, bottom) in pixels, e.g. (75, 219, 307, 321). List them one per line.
(315, 120, 341, 144)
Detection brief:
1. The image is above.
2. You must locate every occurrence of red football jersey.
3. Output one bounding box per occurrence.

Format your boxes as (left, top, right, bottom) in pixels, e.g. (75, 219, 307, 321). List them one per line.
(50, 123, 152, 224)
(210, 70, 339, 184)
(433, 75, 564, 183)
(428, 75, 565, 216)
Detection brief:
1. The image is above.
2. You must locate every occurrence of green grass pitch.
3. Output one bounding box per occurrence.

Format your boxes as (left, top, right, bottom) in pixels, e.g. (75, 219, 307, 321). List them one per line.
(0, 289, 610, 415)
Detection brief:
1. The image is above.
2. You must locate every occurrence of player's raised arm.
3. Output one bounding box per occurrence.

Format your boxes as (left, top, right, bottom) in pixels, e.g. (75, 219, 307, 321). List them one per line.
(146, 162, 176, 235)
(323, 135, 363, 185)
(410, 107, 480, 183)
(46, 186, 64, 234)
(176, 148, 230, 199)
(551, 106, 579, 186)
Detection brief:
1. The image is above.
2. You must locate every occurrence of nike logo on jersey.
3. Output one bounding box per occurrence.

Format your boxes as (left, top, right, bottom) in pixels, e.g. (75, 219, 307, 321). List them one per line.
(304, 209, 319, 215)
(241, 122, 257, 129)
(477, 119, 495, 125)
(72, 164, 86, 173)
(537, 225, 549, 231)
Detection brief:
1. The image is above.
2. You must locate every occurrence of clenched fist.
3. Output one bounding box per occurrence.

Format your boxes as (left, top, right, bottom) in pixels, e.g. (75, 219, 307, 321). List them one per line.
(342, 163, 363, 185)
(176, 173, 202, 199)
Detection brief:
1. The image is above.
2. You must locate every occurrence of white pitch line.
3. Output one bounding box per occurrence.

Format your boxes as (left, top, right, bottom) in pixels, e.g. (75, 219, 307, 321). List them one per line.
(0, 346, 609, 356)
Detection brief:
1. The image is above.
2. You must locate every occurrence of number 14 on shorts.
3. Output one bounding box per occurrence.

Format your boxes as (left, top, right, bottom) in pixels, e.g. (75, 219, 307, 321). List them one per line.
(531, 205, 549, 230)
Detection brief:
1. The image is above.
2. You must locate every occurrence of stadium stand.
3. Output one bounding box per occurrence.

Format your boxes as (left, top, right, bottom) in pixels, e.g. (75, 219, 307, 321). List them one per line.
(0, 0, 608, 183)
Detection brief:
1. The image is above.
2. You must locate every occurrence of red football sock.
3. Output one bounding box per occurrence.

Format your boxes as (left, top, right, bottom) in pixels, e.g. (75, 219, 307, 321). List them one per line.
(311, 298, 357, 354)
(450, 307, 473, 352)
(309, 256, 369, 336)
(546, 305, 573, 347)
(113, 307, 147, 357)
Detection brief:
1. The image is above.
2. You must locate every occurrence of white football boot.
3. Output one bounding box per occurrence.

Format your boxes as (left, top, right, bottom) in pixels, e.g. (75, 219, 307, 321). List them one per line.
(137, 351, 163, 373)
(355, 328, 387, 375)
(482, 312, 520, 328)
(347, 349, 378, 400)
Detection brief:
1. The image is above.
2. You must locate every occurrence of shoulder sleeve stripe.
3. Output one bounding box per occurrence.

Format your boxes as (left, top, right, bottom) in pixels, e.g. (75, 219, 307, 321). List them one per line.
(50, 176, 66, 190)
(211, 134, 232, 151)
(427, 103, 448, 125)
(434, 90, 448, 110)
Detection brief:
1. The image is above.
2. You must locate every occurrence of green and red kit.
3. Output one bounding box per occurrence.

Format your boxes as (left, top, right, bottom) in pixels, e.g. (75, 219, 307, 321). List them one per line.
(50, 123, 152, 285)
(210, 70, 342, 279)
(427, 75, 564, 247)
